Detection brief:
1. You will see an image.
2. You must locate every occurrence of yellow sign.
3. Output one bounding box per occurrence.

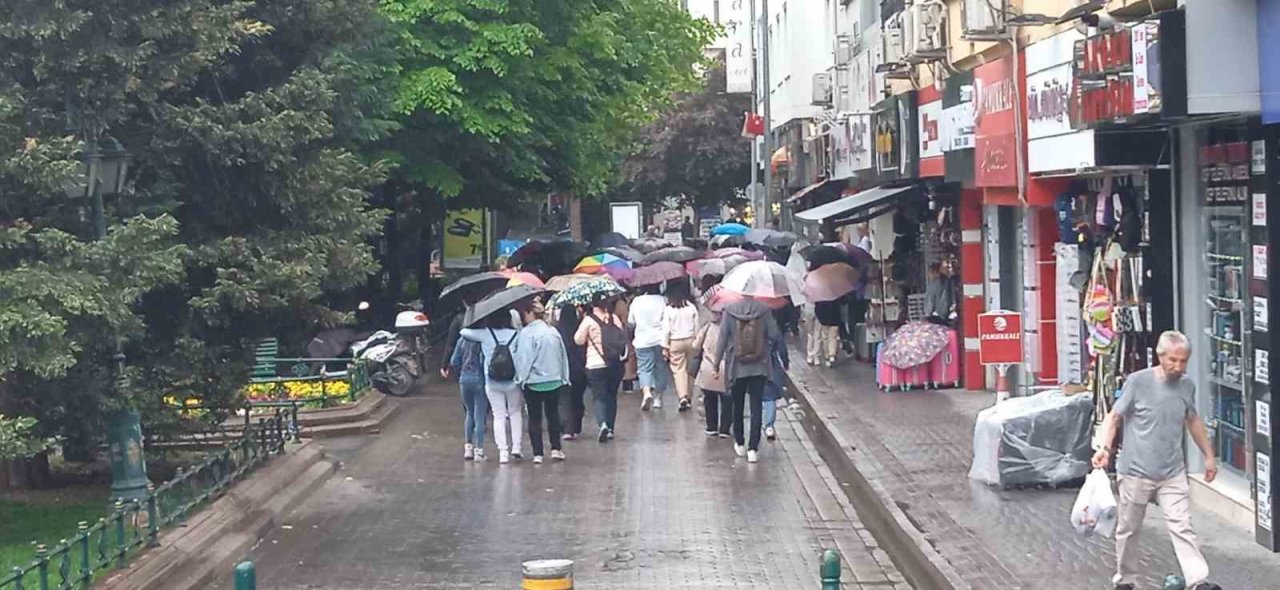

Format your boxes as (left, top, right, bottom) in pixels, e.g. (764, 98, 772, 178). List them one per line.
(443, 209, 486, 269)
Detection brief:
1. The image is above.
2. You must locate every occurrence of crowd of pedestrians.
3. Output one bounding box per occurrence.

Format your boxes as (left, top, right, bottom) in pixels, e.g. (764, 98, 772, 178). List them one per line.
(441, 280, 792, 465)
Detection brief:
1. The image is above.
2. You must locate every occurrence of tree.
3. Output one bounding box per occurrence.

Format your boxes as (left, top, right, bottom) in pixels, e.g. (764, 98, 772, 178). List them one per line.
(0, 0, 392, 480)
(615, 60, 752, 210)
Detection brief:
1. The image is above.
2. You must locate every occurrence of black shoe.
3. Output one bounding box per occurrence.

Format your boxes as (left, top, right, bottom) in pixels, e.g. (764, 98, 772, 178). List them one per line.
(598, 425, 610, 443)
(678, 399, 692, 411)
(1114, 584, 1134, 590)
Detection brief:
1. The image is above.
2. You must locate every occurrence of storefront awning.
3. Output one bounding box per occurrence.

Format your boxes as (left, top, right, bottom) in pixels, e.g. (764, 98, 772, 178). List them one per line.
(794, 185, 915, 223)
(785, 179, 830, 203)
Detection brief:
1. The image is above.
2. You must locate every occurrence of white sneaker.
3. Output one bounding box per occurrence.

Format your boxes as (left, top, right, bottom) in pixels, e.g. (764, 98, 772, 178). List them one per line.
(641, 393, 654, 411)
(765, 426, 777, 440)
(775, 399, 788, 409)
(653, 397, 663, 409)
(550, 449, 566, 461)
(734, 444, 746, 457)
(499, 450, 511, 464)
(532, 455, 544, 464)
(473, 448, 486, 462)
(747, 450, 759, 463)
(463, 443, 474, 460)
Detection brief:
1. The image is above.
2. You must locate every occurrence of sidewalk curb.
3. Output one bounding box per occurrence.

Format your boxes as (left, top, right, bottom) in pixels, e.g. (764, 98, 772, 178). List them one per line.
(784, 359, 970, 590)
(97, 441, 338, 590)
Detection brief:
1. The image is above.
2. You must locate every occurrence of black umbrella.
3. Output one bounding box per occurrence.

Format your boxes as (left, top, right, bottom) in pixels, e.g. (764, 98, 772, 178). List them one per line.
(801, 245, 853, 269)
(599, 245, 645, 262)
(744, 228, 798, 249)
(438, 271, 509, 309)
(640, 246, 704, 265)
(306, 327, 371, 358)
(596, 232, 629, 248)
(507, 239, 588, 276)
(709, 234, 744, 249)
(467, 285, 545, 327)
(630, 237, 673, 254)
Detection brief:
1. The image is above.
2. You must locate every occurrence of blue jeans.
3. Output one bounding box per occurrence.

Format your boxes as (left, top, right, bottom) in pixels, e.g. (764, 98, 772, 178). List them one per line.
(635, 345, 670, 398)
(460, 381, 489, 446)
(587, 364, 622, 430)
(763, 379, 782, 429)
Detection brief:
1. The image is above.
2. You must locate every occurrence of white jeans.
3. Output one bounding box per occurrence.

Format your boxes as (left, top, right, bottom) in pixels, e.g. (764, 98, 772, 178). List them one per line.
(486, 384, 524, 454)
(1113, 472, 1209, 587)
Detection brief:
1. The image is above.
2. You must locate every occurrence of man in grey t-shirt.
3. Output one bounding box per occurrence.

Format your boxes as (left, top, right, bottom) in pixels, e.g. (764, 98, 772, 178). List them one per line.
(1093, 331, 1217, 590)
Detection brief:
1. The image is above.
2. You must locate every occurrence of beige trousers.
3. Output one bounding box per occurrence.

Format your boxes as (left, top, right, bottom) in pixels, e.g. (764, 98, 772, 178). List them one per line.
(819, 326, 840, 363)
(667, 338, 695, 402)
(1113, 473, 1209, 587)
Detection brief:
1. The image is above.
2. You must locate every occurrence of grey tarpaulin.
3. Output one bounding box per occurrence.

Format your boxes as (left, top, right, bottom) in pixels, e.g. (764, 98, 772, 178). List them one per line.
(969, 390, 1095, 488)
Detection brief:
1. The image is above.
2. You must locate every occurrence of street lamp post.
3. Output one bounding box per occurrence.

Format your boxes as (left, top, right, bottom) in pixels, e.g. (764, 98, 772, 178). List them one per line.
(68, 137, 149, 502)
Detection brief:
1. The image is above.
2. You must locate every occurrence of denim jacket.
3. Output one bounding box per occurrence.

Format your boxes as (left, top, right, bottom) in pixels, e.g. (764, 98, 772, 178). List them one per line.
(512, 320, 572, 387)
(449, 337, 485, 386)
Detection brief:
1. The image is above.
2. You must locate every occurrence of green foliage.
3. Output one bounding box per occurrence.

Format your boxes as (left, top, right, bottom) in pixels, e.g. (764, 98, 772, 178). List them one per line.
(0, 415, 53, 460)
(616, 59, 752, 209)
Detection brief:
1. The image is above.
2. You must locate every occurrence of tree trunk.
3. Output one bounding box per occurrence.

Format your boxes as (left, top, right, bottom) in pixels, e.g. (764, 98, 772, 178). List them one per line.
(1, 452, 51, 490)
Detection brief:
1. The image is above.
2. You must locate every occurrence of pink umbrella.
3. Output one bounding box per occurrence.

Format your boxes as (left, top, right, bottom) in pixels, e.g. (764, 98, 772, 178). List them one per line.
(802, 262, 860, 302)
(624, 261, 686, 287)
(501, 269, 546, 288)
(720, 260, 797, 300)
(686, 255, 749, 279)
(702, 284, 787, 311)
(712, 247, 764, 261)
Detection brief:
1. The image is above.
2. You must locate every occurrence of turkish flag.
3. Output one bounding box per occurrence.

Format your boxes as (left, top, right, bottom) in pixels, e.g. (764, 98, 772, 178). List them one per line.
(741, 112, 765, 138)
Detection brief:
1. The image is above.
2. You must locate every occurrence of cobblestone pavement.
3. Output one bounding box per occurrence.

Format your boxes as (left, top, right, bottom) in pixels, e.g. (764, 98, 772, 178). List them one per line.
(787, 353, 1280, 590)
(205, 378, 906, 589)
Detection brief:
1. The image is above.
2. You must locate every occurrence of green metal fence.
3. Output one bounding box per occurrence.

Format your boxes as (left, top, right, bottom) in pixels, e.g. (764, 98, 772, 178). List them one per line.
(0, 411, 291, 590)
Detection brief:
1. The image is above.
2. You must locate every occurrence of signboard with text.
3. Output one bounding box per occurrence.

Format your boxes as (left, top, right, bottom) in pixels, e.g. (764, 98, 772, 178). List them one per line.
(723, 0, 753, 94)
(918, 86, 944, 177)
(978, 310, 1025, 365)
(974, 56, 1020, 188)
(443, 209, 487, 269)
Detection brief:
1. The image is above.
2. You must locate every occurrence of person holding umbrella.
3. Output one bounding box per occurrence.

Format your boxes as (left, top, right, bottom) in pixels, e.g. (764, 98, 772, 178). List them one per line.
(512, 299, 570, 464)
(575, 296, 627, 441)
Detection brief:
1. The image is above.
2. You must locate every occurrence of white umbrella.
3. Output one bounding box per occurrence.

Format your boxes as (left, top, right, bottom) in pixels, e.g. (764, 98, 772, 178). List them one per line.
(720, 260, 800, 300)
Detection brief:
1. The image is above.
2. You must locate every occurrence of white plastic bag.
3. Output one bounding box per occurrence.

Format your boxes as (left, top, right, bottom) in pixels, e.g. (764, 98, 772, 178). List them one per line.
(1070, 469, 1118, 537)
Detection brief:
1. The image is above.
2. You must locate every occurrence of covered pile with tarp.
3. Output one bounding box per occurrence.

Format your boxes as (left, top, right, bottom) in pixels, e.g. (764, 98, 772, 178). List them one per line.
(969, 390, 1095, 489)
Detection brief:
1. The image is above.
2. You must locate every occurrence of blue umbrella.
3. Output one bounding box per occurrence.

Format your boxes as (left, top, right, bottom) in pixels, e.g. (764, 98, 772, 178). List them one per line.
(711, 222, 750, 236)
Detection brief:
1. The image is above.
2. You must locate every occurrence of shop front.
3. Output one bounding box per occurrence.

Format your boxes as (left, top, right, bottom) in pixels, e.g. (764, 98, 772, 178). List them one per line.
(942, 70, 986, 390)
(1256, 0, 1280, 552)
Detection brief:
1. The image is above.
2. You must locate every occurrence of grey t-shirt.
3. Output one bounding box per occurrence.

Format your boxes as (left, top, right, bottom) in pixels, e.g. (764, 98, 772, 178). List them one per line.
(1114, 367, 1197, 481)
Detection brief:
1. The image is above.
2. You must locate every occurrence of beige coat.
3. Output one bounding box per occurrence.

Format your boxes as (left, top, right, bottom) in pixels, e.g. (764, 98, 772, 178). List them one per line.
(693, 321, 725, 393)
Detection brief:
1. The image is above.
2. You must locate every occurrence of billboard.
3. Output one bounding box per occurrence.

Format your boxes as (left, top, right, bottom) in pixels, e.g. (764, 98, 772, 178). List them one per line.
(442, 209, 487, 269)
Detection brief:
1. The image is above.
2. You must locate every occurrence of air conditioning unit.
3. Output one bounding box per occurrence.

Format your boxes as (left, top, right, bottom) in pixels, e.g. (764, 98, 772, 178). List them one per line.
(962, 0, 1007, 41)
(812, 72, 833, 106)
(904, 0, 947, 63)
(834, 65, 851, 111)
(835, 34, 853, 68)
(883, 14, 906, 64)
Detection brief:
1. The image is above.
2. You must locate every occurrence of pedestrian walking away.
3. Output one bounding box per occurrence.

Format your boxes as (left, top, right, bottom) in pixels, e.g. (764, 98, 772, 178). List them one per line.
(459, 316, 524, 464)
(662, 281, 700, 412)
(762, 339, 790, 441)
(615, 295, 639, 393)
(576, 297, 627, 442)
(555, 305, 589, 440)
(513, 299, 570, 464)
(693, 310, 731, 437)
(1092, 330, 1219, 590)
(629, 284, 671, 410)
(711, 298, 784, 463)
(813, 299, 842, 367)
(446, 333, 490, 461)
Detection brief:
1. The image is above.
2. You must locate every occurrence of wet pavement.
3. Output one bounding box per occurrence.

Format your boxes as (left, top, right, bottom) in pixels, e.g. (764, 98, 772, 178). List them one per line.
(205, 377, 906, 589)
(787, 353, 1280, 590)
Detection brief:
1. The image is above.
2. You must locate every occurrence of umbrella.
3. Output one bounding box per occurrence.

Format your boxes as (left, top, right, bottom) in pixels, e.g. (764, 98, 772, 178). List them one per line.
(502, 270, 546, 288)
(686, 256, 748, 279)
(641, 246, 704, 265)
(801, 244, 854, 269)
(827, 242, 874, 266)
(711, 247, 764, 261)
(468, 285, 545, 327)
(720, 260, 798, 300)
(703, 284, 788, 311)
(709, 234, 744, 248)
(438, 271, 510, 309)
(711, 222, 750, 236)
(306, 327, 371, 358)
(596, 232, 629, 248)
(507, 239, 589, 276)
(548, 277, 628, 308)
(574, 253, 635, 282)
(624, 261, 687, 287)
(802, 262, 860, 302)
(545, 273, 616, 292)
(630, 237, 673, 253)
(744, 228, 799, 249)
(599, 246, 645, 262)
(881, 321, 952, 369)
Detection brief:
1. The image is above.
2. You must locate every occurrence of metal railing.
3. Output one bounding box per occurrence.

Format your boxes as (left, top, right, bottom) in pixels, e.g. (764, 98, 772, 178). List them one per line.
(0, 411, 291, 590)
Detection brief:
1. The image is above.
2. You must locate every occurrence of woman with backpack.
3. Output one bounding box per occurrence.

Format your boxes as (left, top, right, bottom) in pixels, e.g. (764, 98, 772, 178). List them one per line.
(693, 309, 731, 437)
(447, 334, 490, 461)
(512, 299, 570, 464)
(575, 296, 627, 442)
(459, 315, 524, 464)
(661, 281, 700, 412)
(710, 299, 784, 463)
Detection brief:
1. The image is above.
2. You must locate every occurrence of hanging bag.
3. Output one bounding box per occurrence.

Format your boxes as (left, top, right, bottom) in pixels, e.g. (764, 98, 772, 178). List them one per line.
(1083, 246, 1114, 325)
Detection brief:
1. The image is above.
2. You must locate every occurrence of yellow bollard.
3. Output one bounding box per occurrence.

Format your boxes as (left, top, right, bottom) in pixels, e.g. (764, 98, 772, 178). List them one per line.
(521, 559, 574, 590)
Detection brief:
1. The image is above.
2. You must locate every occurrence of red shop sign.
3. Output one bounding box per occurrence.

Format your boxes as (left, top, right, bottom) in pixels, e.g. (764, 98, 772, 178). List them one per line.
(1073, 28, 1135, 127)
(973, 56, 1020, 188)
(977, 310, 1024, 366)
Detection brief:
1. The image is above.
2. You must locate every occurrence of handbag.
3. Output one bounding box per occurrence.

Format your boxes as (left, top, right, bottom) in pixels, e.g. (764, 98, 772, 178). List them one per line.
(1083, 248, 1114, 325)
(1112, 257, 1142, 333)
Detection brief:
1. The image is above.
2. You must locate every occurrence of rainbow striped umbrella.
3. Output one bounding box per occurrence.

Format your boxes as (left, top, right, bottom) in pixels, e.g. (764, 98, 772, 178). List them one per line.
(573, 253, 634, 281)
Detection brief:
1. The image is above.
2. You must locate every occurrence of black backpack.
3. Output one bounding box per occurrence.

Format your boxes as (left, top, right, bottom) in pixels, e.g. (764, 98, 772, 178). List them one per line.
(487, 328, 517, 381)
(590, 314, 628, 363)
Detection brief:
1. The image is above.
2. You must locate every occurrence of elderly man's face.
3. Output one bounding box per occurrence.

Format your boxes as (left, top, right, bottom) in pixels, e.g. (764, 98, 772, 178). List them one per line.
(1158, 346, 1191, 380)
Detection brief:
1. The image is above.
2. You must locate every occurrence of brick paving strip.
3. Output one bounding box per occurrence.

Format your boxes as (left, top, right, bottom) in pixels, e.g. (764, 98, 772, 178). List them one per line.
(785, 348, 1280, 590)
(203, 378, 903, 589)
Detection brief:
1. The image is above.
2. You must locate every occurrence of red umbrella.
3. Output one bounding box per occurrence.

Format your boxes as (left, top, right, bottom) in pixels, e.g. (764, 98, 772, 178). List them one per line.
(624, 261, 686, 287)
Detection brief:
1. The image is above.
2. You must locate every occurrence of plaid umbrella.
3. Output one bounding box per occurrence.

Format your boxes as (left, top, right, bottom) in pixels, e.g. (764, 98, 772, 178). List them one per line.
(547, 277, 627, 308)
(881, 321, 951, 369)
(624, 261, 687, 287)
